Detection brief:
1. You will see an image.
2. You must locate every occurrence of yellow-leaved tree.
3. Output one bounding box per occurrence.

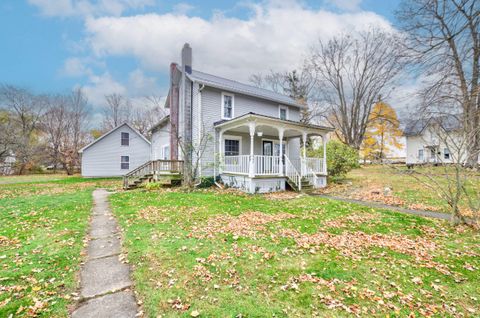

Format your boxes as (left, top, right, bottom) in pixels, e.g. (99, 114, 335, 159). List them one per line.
(361, 101, 403, 161)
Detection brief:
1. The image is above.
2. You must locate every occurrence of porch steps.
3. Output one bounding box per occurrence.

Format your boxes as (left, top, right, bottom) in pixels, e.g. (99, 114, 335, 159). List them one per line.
(286, 177, 314, 193)
(123, 160, 184, 190)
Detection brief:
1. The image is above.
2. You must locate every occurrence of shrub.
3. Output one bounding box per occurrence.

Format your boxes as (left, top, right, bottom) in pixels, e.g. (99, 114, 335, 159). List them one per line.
(309, 140, 359, 180)
(197, 176, 215, 188)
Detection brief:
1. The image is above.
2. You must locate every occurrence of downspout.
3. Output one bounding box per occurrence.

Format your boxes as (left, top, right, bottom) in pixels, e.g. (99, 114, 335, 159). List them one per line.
(194, 83, 206, 187)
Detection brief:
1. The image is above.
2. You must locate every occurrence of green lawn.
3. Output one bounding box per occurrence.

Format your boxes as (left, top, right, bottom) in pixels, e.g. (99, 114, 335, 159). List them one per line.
(321, 165, 480, 214)
(110, 188, 480, 317)
(0, 175, 122, 317)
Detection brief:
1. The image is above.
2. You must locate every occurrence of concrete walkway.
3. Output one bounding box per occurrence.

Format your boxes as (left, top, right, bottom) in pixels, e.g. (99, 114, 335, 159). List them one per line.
(311, 194, 451, 220)
(72, 189, 138, 318)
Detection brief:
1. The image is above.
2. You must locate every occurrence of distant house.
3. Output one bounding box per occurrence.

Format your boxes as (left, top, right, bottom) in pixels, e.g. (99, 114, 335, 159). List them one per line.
(79, 123, 151, 177)
(404, 116, 479, 165)
(0, 152, 16, 175)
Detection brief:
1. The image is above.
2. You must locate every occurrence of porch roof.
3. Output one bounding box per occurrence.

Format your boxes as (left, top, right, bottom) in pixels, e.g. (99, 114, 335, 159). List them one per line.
(214, 112, 334, 138)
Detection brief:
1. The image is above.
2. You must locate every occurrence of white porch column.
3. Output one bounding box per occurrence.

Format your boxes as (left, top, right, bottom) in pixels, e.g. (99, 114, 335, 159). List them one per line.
(323, 134, 327, 174)
(219, 129, 224, 173)
(248, 121, 256, 178)
(301, 132, 307, 176)
(277, 127, 284, 176)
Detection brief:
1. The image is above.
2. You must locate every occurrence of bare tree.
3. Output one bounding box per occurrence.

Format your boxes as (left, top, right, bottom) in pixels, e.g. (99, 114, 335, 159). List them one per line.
(310, 28, 404, 149)
(397, 115, 480, 225)
(42, 95, 69, 172)
(250, 67, 321, 123)
(130, 95, 166, 137)
(102, 93, 130, 130)
(0, 109, 18, 161)
(0, 85, 44, 174)
(41, 88, 89, 175)
(397, 0, 480, 167)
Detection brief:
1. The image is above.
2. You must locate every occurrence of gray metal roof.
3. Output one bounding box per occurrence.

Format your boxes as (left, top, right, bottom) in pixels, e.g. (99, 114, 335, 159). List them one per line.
(404, 115, 461, 136)
(185, 69, 305, 108)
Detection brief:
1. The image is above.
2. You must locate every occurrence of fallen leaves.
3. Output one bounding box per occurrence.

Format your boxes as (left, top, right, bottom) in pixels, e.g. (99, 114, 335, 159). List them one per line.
(279, 229, 438, 263)
(189, 211, 296, 239)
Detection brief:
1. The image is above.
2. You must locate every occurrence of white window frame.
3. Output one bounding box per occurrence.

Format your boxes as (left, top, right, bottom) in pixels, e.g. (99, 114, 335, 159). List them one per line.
(418, 149, 424, 161)
(121, 156, 130, 170)
(223, 135, 242, 156)
(121, 132, 130, 146)
(221, 92, 235, 120)
(161, 144, 170, 160)
(444, 147, 450, 160)
(278, 105, 289, 120)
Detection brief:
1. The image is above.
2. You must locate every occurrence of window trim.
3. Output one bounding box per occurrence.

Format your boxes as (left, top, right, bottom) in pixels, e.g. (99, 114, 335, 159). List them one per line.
(278, 105, 289, 120)
(418, 149, 424, 161)
(221, 92, 235, 120)
(121, 132, 130, 146)
(223, 134, 242, 156)
(444, 147, 450, 160)
(161, 144, 170, 160)
(120, 155, 130, 170)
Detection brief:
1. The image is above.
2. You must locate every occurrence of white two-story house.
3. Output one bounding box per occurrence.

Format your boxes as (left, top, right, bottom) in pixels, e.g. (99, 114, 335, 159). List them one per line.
(405, 115, 479, 166)
(145, 43, 333, 193)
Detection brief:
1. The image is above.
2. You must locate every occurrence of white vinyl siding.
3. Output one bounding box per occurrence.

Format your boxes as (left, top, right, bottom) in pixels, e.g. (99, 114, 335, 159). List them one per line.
(81, 124, 150, 177)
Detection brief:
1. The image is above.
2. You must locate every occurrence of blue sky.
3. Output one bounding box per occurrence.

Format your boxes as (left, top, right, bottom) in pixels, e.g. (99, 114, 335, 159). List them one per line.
(0, 0, 402, 111)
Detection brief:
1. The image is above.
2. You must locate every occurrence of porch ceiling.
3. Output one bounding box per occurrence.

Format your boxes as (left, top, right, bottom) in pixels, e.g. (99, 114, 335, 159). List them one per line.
(214, 112, 334, 138)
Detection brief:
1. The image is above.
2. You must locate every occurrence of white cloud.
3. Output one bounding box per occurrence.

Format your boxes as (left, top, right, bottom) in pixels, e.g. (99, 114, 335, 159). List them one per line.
(82, 72, 127, 106)
(325, 0, 363, 11)
(83, 1, 393, 83)
(61, 57, 93, 77)
(28, 0, 155, 17)
(128, 69, 160, 96)
(172, 3, 194, 15)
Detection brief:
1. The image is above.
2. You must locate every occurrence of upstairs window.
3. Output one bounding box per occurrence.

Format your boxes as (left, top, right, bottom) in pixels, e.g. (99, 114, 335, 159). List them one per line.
(121, 156, 130, 169)
(121, 132, 129, 146)
(222, 93, 234, 119)
(279, 106, 288, 120)
(444, 148, 450, 160)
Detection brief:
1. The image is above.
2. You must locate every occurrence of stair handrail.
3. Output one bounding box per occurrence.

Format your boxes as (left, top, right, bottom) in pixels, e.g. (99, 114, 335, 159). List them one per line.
(285, 155, 301, 191)
(123, 160, 153, 189)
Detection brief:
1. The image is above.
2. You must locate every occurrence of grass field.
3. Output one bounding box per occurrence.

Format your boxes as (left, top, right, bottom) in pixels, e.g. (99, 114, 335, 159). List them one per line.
(320, 165, 480, 214)
(0, 175, 122, 317)
(110, 188, 480, 317)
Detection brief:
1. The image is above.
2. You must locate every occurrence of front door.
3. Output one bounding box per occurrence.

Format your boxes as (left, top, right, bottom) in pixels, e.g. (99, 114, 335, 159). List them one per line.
(263, 141, 273, 156)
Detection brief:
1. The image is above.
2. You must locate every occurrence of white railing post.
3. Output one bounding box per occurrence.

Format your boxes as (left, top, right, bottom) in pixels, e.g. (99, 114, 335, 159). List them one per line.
(323, 133, 327, 174)
(248, 121, 256, 178)
(278, 127, 284, 176)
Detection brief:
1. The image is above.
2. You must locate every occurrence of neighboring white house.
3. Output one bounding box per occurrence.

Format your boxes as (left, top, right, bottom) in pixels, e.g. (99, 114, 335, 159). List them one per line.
(79, 123, 151, 177)
(147, 43, 334, 193)
(0, 152, 16, 175)
(405, 116, 479, 165)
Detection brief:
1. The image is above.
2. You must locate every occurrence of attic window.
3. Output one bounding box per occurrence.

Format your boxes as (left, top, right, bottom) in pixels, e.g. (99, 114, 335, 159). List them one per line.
(222, 93, 234, 119)
(121, 132, 129, 146)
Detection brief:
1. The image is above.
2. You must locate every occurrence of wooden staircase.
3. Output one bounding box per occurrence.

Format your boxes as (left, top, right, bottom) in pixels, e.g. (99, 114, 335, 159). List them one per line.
(284, 156, 315, 192)
(123, 160, 184, 190)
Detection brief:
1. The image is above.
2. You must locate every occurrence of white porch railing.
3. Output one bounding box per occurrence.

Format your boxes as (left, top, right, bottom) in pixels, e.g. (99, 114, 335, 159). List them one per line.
(305, 157, 326, 174)
(254, 155, 281, 175)
(285, 156, 301, 190)
(221, 155, 325, 177)
(223, 155, 250, 174)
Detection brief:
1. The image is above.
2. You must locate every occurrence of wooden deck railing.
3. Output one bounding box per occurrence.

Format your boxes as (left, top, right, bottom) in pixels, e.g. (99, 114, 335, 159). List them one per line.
(123, 159, 184, 189)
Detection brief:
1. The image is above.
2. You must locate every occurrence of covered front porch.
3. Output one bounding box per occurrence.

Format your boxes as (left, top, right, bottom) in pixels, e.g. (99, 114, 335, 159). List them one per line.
(214, 113, 334, 193)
